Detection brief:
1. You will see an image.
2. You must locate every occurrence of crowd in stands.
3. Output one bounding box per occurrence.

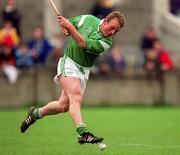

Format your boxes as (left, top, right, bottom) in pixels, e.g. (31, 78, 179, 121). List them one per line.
(0, 1, 53, 83)
(91, 45, 126, 76)
(0, 0, 174, 84)
(141, 27, 174, 81)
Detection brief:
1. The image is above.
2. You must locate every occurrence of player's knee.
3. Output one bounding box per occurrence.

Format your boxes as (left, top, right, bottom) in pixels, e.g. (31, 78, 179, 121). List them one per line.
(59, 104, 69, 113)
(71, 95, 83, 104)
(71, 90, 83, 103)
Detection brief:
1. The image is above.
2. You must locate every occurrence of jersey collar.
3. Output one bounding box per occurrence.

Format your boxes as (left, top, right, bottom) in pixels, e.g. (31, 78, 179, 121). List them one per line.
(98, 19, 104, 32)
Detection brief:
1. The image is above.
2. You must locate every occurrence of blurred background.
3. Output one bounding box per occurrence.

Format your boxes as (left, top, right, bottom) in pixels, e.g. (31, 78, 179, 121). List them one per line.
(0, 0, 180, 107)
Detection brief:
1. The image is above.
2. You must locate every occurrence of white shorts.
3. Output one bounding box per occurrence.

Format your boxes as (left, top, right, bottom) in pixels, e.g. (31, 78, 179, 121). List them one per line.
(54, 56, 90, 91)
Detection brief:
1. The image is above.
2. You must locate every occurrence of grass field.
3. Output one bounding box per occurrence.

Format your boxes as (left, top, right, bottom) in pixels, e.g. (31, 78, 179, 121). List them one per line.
(0, 106, 179, 155)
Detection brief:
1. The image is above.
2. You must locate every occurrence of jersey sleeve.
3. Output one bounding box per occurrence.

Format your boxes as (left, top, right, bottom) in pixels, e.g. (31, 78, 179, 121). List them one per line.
(86, 38, 112, 55)
(68, 15, 82, 29)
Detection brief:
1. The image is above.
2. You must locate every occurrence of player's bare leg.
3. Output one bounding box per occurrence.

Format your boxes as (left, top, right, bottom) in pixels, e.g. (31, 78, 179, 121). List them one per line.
(40, 90, 69, 116)
(60, 76, 83, 126)
(59, 76, 104, 144)
(20, 90, 69, 133)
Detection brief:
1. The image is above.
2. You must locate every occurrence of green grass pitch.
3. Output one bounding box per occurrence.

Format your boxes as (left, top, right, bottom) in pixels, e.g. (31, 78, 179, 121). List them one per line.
(0, 107, 179, 155)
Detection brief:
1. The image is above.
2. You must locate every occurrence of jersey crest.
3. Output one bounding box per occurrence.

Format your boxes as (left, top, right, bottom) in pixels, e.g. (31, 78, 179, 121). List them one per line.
(86, 27, 93, 33)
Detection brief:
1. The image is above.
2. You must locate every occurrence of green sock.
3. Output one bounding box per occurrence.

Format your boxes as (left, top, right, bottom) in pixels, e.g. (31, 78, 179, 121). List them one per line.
(33, 108, 43, 120)
(76, 124, 88, 135)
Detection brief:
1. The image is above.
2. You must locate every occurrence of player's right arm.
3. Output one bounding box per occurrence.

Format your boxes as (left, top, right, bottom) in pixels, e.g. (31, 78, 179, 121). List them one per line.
(69, 15, 113, 54)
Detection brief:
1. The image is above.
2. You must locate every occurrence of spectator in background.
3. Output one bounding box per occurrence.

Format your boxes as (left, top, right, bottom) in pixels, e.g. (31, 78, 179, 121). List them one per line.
(98, 46, 126, 75)
(153, 40, 173, 72)
(0, 45, 18, 84)
(2, 0, 22, 36)
(107, 46, 126, 74)
(0, 21, 20, 48)
(91, 0, 114, 19)
(144, 40, 173, 81)
(140, 27, 158, 65)
(141, 27, 158, 52)
(28, 27, 52, 65)
(15, 43, 34, 68)
(144, 48, 158, 76)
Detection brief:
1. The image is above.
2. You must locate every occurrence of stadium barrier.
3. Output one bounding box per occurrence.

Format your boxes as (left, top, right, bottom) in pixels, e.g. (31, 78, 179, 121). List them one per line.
(0, 67, 179, 108)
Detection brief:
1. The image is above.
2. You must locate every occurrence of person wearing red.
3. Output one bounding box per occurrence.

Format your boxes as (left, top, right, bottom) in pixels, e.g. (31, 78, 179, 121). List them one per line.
(144, 39, 174, 81)
(0, 21, 20, 48)
(0, 45, 18, 84)
(153, 40, 173, 72)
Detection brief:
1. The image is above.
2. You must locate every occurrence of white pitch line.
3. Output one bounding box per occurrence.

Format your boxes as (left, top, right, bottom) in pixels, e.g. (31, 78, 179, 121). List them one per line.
(111, 143, 180, 149)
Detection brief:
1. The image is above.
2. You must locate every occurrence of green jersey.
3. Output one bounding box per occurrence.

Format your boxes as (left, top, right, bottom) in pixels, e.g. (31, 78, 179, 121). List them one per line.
(65, 15, 113, 67)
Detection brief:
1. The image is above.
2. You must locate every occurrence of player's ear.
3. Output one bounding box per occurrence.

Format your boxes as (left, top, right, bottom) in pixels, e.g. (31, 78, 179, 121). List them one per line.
(103, 18, 108, 23)
(103, 18, 108, 26)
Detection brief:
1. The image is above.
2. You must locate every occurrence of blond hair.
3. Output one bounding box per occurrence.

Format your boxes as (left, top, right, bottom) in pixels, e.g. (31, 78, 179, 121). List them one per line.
(106, 11, 125, 28)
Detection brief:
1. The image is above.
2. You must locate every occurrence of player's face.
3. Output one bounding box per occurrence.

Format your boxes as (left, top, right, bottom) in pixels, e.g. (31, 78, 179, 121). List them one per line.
(101, 18, 121, 37)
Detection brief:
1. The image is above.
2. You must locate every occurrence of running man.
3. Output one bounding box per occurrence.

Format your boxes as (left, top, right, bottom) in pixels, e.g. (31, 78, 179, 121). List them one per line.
(20, 11, 125, 144)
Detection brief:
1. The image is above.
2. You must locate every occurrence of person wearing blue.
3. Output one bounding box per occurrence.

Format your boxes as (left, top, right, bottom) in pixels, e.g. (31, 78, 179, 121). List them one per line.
(15, 43, 34, 68)
(28, 27, 52, 64)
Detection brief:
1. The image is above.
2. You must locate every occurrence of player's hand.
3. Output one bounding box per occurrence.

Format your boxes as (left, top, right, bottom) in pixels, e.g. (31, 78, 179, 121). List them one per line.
(61, 27, 70, 36)
(57, 16, 72, 30)
(57, 16, 71, 36)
